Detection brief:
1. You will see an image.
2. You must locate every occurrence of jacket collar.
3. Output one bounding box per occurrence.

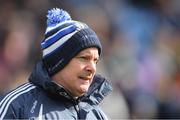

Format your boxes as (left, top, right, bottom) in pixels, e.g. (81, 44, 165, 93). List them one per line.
(29, 61, 112, 105)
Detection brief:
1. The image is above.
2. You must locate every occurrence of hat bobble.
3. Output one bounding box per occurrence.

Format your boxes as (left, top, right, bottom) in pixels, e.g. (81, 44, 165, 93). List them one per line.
(47, 8, 71, 27)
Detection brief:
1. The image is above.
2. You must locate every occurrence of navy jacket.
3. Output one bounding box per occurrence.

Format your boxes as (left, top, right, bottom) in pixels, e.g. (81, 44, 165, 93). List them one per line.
(0, 62, 112, 119)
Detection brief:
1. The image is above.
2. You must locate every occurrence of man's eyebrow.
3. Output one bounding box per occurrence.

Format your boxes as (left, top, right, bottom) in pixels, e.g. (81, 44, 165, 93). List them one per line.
(78, 53, 90, 56)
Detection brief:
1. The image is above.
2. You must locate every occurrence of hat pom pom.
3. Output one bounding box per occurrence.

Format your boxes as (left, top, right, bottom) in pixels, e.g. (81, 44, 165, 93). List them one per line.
(47, 8, 71, 26)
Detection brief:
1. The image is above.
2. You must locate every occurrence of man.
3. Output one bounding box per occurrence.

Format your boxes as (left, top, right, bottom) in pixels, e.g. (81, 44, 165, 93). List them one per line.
(0, 8, 112, 119)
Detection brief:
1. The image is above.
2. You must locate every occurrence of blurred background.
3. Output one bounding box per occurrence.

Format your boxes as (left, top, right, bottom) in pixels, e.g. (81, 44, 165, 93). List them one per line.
(0, 0, 180, 119)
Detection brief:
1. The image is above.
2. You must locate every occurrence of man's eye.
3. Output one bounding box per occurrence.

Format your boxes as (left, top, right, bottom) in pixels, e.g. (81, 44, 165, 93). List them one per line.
(80, 56, 86, 59)
(94, 58, 99, 64)
(77, 56, 87, 60)
(76, 56, 99, 64)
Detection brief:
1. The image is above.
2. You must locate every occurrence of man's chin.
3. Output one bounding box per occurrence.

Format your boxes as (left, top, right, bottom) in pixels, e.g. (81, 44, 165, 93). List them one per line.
(78, 86, 89, 96)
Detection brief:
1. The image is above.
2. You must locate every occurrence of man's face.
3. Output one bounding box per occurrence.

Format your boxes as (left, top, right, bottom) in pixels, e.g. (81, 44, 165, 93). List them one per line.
(52, 47, 99, 97)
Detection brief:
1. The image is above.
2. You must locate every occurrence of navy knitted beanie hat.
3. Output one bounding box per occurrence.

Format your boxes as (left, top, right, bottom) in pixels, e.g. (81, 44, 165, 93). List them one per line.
(41, 8, 102, 76)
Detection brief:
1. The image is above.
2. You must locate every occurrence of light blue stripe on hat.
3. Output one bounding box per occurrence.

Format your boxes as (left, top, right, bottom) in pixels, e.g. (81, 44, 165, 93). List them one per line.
(41, 25, 76, 49)
(42, 30, 77, 57)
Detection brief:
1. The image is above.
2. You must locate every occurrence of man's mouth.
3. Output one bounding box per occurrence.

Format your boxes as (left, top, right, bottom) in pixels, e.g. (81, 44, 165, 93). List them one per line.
(79, 76, 92, 81)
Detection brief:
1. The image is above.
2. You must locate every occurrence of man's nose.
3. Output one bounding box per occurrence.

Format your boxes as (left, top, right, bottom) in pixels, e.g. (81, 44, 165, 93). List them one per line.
(85, 61, 96, 73)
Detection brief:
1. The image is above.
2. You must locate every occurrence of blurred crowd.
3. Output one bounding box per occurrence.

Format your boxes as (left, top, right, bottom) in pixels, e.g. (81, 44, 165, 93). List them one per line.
(1, 0, 180, 119)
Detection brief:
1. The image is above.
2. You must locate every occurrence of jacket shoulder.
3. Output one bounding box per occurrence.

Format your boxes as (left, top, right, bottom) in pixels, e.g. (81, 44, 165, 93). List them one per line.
(0, 82, 36, 119)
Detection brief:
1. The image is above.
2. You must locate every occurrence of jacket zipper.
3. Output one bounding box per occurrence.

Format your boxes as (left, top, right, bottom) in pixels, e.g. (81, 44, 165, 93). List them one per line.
(73, 100, 80, 119)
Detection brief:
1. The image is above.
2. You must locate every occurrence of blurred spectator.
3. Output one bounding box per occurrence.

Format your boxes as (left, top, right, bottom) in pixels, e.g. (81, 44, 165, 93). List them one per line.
(0, 62, 12, 95)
